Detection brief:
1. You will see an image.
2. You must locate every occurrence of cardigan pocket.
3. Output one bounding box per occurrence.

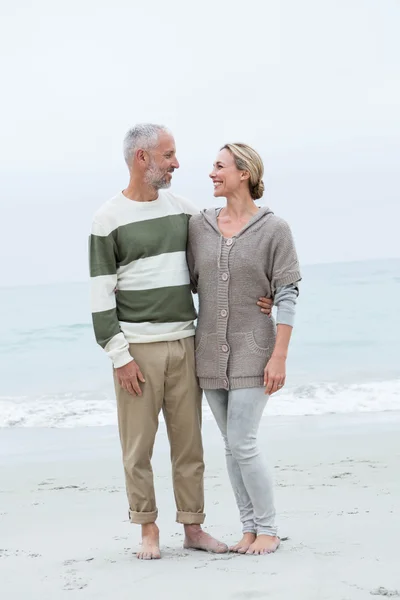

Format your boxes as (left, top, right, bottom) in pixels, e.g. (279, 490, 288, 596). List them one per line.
(244, 331, 270, 356)
(227, 332, 271, 381)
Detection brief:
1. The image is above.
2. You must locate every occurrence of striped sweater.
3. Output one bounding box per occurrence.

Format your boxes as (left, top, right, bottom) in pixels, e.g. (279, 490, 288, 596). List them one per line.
(89, 190, 199, 368)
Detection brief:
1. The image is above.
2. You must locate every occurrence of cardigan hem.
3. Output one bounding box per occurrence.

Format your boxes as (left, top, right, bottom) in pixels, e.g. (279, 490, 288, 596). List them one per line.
(199, 376, 265, 391)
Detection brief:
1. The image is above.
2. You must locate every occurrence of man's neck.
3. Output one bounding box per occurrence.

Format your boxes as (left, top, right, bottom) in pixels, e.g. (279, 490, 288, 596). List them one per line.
(123, 178, 159, 202)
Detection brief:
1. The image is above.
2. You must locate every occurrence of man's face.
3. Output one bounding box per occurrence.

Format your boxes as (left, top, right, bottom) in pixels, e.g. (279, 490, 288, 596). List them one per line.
(145, 133, 180, 189)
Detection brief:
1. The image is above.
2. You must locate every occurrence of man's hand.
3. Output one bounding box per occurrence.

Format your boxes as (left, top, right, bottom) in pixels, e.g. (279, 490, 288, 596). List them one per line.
(264, 355, 286, 396)
(257, 296, 273, 316)
(115, 360, 145, 397)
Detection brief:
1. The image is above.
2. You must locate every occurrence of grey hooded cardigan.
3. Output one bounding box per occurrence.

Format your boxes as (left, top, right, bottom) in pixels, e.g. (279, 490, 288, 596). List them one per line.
(187, 207, 301, 391)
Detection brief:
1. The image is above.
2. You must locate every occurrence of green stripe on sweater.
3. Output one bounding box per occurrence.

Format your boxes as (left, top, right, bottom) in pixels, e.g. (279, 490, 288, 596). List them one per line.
(89, 233, 117, 277)
(115, 285, 196, 323)
(90, 213, 190, 277)
(92, 308, 121, 348)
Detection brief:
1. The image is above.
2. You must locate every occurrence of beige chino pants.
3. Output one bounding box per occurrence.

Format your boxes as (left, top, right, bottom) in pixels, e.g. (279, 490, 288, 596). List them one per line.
(113, 337, 205, 525)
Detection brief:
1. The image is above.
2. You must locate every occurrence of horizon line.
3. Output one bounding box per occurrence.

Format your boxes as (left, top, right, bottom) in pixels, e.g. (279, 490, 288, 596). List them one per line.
(1, 257, 399, 290)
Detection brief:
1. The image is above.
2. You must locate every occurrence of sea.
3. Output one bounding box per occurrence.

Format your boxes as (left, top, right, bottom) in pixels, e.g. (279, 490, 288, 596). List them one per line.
(0, 258, 399, 428)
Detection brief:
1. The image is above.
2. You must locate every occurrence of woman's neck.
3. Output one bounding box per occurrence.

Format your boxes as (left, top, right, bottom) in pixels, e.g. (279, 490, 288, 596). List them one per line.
(222, 192, 258, 219)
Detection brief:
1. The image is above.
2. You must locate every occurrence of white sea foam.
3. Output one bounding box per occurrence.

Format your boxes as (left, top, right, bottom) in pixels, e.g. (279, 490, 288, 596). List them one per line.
(1, 379, 399, 428)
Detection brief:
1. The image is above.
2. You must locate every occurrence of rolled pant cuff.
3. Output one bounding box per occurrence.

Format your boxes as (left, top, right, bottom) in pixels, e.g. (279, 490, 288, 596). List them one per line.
(129, 509, 158, 524)
(176, 511, 205, 525)
(243, 528, 257, 534)
(257, 527, 278, 536)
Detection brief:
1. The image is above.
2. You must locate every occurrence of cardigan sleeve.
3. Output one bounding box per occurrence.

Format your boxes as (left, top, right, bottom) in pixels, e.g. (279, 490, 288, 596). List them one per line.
(270, 220, 302, 293)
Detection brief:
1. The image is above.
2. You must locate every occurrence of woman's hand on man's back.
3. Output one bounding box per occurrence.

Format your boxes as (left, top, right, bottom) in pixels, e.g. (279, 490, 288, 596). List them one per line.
(257, 297, 273, 316)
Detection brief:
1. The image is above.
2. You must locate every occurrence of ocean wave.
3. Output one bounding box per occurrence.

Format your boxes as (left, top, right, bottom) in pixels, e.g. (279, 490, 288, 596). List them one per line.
(0, 323, 93, 351)
(23, 323, 91, 337)
(0, 379, 399, 428)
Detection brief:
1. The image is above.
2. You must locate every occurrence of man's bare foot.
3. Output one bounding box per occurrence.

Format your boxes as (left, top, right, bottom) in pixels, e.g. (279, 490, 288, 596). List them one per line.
(137, 523, 161, 560)
(246, 535, 280, 555)
(230, 532, 256, 554)
(183, 524, 228, 554)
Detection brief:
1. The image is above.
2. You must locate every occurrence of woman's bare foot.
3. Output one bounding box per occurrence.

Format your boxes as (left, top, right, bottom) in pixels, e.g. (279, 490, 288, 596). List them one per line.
(183, 524, 228, 554)
(246, 535, 280, 555)
(137, 523, 161, 560)
(230, 532, 256, 554)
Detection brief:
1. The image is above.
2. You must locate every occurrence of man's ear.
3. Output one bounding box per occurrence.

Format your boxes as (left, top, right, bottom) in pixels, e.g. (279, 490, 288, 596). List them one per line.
(135, 148, 148, 165)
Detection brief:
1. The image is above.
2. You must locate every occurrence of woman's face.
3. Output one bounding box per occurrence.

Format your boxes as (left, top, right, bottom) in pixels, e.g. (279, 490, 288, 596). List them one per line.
(209, 149, 245, 198)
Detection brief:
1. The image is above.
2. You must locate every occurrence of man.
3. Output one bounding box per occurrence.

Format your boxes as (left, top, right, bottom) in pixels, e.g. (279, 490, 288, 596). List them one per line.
(89, 124, 272, 560)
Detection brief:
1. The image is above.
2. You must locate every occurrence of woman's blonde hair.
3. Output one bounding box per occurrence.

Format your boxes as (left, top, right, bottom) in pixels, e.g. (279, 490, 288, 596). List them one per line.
(221, 143, 265, 200)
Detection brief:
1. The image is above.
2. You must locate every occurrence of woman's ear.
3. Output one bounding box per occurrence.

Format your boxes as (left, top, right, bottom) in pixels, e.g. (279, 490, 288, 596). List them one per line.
(241, 170, 250, 181)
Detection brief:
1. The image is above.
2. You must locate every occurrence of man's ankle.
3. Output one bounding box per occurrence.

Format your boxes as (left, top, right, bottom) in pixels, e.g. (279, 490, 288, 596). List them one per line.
(141, 522, 158, 534)
(184, 523, 203, 535)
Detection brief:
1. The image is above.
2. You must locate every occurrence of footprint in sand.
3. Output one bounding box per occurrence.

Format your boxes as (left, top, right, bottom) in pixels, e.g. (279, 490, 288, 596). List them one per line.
(62, 571, 89, 591)
(62, 563, 91, 591)
(63, 558, 95, 566)
(0, 549, 42, 559)
(370, 588, 400, 597)
(331, 472, 353, 479)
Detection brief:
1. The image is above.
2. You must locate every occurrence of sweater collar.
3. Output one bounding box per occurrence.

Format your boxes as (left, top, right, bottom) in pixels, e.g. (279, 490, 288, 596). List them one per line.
(200, 205, 274, 238)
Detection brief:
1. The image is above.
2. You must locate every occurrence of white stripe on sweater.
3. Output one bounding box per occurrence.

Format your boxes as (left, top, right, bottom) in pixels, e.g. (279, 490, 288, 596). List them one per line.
(91, 274, 117, 313)
(117, 251, 189, 291)
(120, 320, 195, 343)
(92, 191, 199, 237)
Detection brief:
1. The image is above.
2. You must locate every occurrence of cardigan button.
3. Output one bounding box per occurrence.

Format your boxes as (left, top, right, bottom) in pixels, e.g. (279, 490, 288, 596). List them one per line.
(226, 238, 233, 246)
(223, 379, 229, 389)
(221, 273, 228, 281)
(221, 309, 227, 317)
(222, 344, 229, 353)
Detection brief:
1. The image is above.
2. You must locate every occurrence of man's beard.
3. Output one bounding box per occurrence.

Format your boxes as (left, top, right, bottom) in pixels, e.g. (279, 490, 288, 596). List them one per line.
(145, 160, 172, 190)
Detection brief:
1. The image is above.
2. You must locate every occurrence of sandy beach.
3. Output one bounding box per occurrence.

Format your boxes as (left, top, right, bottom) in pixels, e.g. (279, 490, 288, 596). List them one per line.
(1, 412, 399, 599)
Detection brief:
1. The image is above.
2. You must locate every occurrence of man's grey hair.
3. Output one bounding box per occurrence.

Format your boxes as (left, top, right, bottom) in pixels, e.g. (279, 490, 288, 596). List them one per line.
(123, 123, 170, 166)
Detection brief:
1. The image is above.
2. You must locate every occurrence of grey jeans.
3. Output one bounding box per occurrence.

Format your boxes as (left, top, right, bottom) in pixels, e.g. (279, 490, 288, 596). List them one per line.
(205, 388, 277, 536)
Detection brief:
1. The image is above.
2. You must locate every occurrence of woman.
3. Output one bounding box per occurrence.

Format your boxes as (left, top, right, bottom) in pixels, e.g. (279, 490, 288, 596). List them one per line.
(187, 143, 301, 555)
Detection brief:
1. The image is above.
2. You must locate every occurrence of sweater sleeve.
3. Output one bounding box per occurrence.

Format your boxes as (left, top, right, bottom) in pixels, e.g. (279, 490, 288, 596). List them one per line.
(89, 220, 133, 368)
(275, 283, 299, 327)
(270, 220, 302, 292)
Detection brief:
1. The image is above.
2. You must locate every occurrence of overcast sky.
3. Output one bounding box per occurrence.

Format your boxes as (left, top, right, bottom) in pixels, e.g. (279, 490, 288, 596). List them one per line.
(1, 0, 399, 287)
